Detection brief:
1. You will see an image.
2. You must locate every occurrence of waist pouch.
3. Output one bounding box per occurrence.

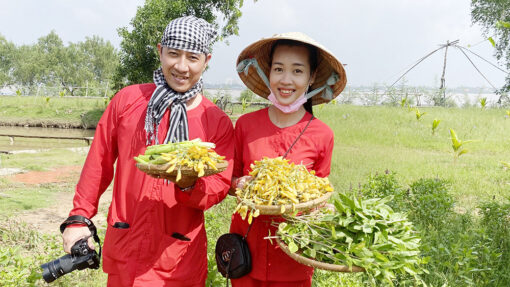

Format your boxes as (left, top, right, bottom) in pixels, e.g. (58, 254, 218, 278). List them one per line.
(215, 233, 251, 279)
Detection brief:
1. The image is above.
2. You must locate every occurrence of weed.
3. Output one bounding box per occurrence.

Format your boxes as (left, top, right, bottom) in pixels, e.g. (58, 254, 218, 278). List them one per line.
(415, 108, 426, 120)
(480, 97, 488, 109)
(449, 128, 474, 162)
(431, 119, 441, 135)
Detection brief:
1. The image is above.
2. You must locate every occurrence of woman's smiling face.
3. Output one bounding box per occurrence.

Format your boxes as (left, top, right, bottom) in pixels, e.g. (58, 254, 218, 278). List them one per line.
(269, 44, 314, 106)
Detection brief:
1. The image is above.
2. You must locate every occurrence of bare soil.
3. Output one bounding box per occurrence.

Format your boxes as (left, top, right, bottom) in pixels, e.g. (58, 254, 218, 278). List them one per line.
(9, 166, 111, 234)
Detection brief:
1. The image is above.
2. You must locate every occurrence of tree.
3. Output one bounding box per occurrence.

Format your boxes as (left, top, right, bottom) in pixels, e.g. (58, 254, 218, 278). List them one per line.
(12, 44, 44, 89)
(471, 0, 510, 94)
(10, 31, 118, 96)
(0, 34, 16, 87)
(239, 88, 255, 102)
(79, 36, 119, 84)
(115, 0, 245, 88)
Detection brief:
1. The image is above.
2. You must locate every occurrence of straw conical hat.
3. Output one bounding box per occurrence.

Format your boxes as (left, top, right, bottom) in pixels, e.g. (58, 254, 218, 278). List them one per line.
(236, 32, 347, 105)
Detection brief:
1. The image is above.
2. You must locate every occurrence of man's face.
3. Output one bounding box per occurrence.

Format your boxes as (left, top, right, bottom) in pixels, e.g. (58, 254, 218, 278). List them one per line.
(158, 44, 211, 93)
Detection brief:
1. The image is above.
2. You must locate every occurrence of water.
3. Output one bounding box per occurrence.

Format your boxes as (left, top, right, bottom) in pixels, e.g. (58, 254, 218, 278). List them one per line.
(0, 126, 95, 152)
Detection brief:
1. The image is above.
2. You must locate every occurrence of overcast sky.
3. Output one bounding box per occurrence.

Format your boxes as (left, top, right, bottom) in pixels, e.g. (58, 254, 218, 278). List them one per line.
(0, 0, 508, 89)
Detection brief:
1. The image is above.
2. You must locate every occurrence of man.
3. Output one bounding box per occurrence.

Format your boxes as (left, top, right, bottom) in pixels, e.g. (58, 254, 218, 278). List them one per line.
(61, 16, 234, 286)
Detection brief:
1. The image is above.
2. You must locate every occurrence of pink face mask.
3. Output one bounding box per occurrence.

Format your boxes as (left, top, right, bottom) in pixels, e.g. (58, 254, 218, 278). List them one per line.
(267, 91, 308, 114)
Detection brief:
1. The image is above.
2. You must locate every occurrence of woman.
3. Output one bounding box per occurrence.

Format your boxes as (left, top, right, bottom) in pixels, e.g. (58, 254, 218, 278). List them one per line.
(229, 32, 347, 286)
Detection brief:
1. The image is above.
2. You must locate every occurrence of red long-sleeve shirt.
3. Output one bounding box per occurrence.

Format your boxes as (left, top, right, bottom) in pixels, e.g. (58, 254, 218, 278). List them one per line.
(229, 108, 334, 283)
(70, 83, 234, 286)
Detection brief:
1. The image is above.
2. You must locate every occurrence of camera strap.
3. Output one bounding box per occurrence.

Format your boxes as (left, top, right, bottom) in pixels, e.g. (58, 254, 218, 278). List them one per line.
(60, 215, 102, 258)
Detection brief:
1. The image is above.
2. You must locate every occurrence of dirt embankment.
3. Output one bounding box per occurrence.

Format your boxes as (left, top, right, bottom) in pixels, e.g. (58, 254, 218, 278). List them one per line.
(0, 119, 86, 129)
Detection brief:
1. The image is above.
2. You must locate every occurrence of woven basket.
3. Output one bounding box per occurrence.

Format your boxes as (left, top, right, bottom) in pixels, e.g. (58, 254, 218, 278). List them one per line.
(276, 237, 365, 272)
(237, 191, 332, 215)
(136, 160, 228, 180)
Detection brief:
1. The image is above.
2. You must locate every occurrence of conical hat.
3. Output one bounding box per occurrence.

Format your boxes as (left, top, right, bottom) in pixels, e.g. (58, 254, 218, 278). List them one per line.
(236, 32, 347, 105)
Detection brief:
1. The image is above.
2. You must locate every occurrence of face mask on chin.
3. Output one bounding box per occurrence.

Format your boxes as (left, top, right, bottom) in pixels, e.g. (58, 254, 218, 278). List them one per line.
(267, 91, 308, 114)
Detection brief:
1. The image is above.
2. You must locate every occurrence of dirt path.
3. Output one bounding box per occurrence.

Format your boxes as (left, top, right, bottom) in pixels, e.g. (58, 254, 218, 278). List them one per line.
(9, 166, 111, 235)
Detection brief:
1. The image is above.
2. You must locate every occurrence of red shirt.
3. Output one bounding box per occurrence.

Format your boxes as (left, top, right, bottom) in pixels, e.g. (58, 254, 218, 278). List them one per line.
(70, 83, 234, 286)
(229, 108, 334, 282)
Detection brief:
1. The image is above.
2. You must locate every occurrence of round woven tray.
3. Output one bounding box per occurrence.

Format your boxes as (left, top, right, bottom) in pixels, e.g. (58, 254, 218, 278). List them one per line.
(136, 160, 228, 180)
(237, 191, 333, 215)
(276, 237, 365, 272)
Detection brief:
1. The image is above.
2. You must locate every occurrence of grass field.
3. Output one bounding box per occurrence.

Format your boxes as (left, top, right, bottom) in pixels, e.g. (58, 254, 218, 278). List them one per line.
(315, 104, 510, 209)
(1, 102, 510, 286)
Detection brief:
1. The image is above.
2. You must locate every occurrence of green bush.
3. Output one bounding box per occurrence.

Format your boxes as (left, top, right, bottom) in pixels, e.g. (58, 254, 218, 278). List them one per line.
(406, 178, 454, 229)
(357, 170, 406, 211)
(476, 200, 510, 285)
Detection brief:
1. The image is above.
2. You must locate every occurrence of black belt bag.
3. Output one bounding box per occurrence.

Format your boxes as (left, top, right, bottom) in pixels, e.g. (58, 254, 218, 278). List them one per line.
(215, 233, 251, 279)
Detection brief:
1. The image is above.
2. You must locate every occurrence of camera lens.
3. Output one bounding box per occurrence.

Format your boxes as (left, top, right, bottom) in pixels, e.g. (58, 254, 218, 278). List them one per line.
(41, 259, 64, 283)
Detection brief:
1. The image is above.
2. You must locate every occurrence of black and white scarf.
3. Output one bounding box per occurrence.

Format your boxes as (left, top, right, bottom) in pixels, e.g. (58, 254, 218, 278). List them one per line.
(144, 67, 203, 144)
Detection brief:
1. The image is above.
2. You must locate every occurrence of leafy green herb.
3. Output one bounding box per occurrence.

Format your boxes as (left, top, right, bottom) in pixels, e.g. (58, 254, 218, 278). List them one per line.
(277, 194, 427, 286)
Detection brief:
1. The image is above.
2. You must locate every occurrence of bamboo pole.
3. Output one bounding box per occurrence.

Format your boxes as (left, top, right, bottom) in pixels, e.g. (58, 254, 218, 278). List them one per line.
(439, 40, 449, 105)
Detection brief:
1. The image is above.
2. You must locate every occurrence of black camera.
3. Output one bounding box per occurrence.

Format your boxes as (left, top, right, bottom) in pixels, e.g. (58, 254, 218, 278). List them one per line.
(41, 237, 100, 283)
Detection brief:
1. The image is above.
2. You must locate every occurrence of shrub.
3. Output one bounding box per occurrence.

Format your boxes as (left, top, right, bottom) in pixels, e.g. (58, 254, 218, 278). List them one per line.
(406, 178, 454, 229)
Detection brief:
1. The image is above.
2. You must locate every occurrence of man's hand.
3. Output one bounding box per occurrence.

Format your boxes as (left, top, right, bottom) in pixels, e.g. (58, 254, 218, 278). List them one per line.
(62, 226, 94, 253)
(164, 174, 198, 190)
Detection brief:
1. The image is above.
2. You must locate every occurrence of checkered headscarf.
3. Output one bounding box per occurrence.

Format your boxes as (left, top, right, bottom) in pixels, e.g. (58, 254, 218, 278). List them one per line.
(161, 16, 217, 54)
(145, 16, 217, 145)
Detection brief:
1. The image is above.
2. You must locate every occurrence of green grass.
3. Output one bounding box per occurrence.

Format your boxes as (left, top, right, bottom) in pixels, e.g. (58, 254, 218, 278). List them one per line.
(0, 148, 85, 216)
(0, 184, 63, 215)
(0, 148, 87, 170)
(315, 104, 510, 209)
(0, 96, 106, 128)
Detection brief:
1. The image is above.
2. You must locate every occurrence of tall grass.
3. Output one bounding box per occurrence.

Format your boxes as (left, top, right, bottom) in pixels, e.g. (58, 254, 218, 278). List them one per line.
(315, 104, 510, 209)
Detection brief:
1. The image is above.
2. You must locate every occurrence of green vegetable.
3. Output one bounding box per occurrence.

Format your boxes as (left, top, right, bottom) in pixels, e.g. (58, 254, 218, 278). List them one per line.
(278, 194, 427, 286)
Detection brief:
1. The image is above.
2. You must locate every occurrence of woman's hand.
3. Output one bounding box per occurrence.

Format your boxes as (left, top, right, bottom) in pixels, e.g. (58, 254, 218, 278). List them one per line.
(228, 176, 252, 196)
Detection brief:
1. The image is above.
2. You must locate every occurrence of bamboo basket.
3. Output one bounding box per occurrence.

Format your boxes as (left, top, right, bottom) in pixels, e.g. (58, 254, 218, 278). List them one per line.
(276, 237, 365, 272)
(237, 191, 333, 215)
(136, 160, 228, 180)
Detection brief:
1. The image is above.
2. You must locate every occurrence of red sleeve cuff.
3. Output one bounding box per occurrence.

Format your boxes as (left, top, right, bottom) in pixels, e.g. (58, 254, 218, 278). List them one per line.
(175, 180, 200, 202)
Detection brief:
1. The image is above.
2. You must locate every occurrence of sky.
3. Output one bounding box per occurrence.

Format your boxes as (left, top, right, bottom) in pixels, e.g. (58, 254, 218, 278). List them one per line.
(0, 0, 508, 89)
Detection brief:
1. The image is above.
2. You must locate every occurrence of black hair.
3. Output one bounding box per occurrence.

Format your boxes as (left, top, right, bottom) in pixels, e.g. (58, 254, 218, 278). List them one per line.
(269, 39, 318, 115)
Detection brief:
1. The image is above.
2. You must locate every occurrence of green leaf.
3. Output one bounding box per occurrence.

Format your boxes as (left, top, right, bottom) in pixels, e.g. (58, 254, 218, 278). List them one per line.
(496, 20, 510, 29)
(373, 250, 390, 262)
(432, 119, 441, 129)
(331, 225, 337, 239)
(488, 37, 496, 47)
(450, 129, 462, 150)
(362, 223, 374, 233)
(288, 241, 299, 253)
(309, 247, 316, 258)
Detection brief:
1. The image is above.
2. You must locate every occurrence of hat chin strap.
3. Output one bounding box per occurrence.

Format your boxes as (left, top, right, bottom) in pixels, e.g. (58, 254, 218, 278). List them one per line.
(303, 73, 339, 101)
(237, 58, 339, 102)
